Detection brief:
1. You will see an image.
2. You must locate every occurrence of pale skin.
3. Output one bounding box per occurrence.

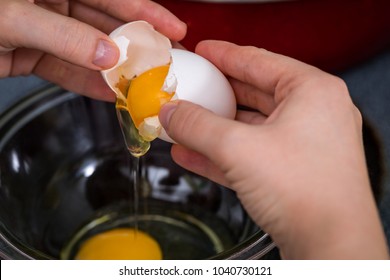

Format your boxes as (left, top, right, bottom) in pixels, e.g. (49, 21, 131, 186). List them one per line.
(0, 0, 186, 101)
(1, 0, 387, 260)
(159, 40, 390, 259)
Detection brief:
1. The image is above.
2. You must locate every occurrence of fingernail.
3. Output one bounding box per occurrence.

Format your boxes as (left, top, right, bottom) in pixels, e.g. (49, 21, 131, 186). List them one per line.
(93, 39, 119, 69)
(159, 102, 178, 129)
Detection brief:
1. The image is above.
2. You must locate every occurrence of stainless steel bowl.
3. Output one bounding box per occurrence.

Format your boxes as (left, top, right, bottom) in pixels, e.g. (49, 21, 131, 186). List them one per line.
(0, 85, 276, 259)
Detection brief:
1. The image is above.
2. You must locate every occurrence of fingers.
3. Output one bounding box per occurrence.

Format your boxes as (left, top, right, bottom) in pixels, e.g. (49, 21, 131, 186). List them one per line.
(170, 145, 230, 187)
(236, 110, 267, 125)
(33, 54, 116, 101)
(1, 0, 119, 70)
(70, 1, 124, 34)
(35, 0, 69, 15)
(6, 48, 43, 77)
(230, 78, 276, 115)
(78, 0, 187, 41)
(159, 100, 247, 168)
(0, 53, 12, 77)
(195, 40, 324, 102)
(195, 41, 281, 95)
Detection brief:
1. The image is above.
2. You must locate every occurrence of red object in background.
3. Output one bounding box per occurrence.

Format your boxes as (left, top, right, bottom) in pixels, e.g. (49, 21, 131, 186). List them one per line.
(156, 0, 390, 72)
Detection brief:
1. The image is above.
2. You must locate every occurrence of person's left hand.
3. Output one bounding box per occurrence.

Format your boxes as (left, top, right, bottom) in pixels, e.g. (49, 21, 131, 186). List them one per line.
(0, 0, 186, 101)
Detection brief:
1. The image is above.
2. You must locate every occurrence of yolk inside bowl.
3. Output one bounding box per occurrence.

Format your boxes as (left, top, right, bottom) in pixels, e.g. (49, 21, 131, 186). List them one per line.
(126, 65, 173, 128)
(75, 228, 162, 260)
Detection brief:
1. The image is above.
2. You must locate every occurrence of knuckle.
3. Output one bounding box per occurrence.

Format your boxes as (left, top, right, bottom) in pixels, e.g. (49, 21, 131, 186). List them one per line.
(1, 1, 25, 42)
(52, 18, 86, 60)
(91, 0, 112, 14)
(2, 1, 22, 23)
(168, 101, 203, 140)
(352, 105, 363, 128)
(166, 100, 249, 168)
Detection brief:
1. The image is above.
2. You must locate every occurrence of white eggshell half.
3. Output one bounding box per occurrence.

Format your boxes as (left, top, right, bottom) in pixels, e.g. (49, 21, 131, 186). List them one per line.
(101, 21, 172, 99)
(158, 49, 236, 143)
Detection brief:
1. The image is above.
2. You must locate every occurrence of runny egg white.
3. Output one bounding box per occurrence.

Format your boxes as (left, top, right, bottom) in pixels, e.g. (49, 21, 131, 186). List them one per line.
(101, 21, 236, 143)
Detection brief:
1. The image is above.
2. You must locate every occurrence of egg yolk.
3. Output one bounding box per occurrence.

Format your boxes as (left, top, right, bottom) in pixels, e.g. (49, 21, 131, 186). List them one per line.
(126, 65, 174, 128)
(75, 228, 162, 260)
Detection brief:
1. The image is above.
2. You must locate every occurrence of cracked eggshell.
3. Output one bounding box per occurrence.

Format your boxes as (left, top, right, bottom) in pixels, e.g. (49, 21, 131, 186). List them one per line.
(101, 21, 172, 99)
(158, 48, 236, 142)
(101, 21, 236, 143)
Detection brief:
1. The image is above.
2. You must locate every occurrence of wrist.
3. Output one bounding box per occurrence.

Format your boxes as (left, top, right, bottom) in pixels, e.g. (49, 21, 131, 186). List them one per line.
(276, 184, 389, 259)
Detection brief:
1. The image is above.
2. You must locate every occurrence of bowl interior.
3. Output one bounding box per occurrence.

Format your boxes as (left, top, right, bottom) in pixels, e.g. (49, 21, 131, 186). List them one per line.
(0, 86, 274, 259)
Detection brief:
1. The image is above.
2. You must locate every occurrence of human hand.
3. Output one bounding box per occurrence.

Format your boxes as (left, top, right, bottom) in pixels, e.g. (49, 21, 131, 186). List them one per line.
(159, 40, 389, 259)
(0, 0, 186, 101)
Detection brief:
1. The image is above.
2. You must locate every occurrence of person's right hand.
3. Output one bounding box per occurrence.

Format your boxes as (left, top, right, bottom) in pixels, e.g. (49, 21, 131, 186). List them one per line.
(0, 0, 186, 101)
(159, 40, 389, 259)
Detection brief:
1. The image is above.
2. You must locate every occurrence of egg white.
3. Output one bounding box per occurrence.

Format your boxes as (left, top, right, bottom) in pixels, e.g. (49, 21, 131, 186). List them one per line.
(101, 21, 236, 143)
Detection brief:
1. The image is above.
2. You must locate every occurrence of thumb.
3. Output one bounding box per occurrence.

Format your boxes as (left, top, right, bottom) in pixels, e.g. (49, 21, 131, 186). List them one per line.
(2, 1, 119, 70)
(159, 100, 242, 160)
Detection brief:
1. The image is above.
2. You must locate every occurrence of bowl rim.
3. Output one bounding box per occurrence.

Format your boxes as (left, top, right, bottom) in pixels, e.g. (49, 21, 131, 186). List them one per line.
(0, 84, 276, 260)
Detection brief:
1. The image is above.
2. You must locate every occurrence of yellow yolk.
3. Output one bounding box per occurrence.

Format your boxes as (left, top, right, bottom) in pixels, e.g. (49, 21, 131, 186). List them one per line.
(126, 65, 173, 128)
(75, 228, 162, 260)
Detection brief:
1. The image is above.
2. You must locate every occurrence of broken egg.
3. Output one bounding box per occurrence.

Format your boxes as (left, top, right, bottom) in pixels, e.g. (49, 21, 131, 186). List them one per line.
(101, 21, 236, 143)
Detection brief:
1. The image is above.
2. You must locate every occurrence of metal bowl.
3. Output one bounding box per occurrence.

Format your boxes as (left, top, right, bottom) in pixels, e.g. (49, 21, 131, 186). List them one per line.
(0, 85, 276, 260)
